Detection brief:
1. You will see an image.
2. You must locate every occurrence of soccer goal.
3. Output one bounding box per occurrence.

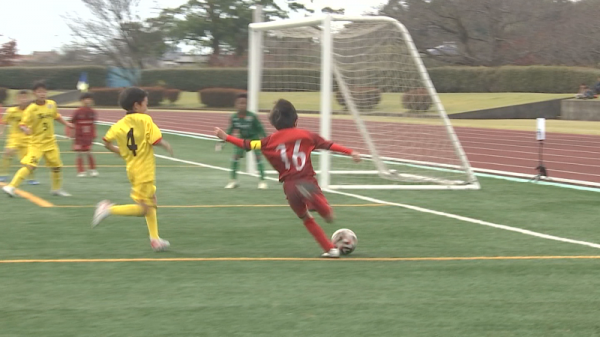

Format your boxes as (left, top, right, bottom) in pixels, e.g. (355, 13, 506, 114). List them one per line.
(247, 15, 480, 190)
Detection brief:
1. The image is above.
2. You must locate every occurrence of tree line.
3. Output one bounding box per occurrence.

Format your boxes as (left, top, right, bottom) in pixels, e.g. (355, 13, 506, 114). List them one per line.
(3, 0, 600, 76)
(380, 0, 600, 67)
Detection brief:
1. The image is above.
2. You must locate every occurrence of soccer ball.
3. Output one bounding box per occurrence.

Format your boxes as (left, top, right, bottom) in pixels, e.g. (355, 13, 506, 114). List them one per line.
(331, 228, 358, 255)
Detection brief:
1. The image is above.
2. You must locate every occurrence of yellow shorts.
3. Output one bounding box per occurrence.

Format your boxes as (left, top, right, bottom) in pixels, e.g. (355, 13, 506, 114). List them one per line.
(5, 140, 28, 159)
(130, 182, 157, 207)
(21, 146, 63, 168)
(6, 136, 26, 150)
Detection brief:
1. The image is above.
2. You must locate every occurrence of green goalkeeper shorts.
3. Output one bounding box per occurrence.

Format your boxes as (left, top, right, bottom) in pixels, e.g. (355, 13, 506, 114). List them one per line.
(233, 146, 262, 160)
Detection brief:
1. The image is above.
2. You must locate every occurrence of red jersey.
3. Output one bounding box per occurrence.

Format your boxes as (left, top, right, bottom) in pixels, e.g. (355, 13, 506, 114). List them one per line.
(259, 128, 333, 182)
(226, 127, 353, 182)
(71, 107, 96, 141)
(233, 128, 332, 182)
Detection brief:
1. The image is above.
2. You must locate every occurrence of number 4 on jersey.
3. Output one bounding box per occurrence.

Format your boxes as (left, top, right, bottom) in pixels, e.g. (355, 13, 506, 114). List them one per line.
(277, 140, 307, 171)
(127, 128, 138, 156)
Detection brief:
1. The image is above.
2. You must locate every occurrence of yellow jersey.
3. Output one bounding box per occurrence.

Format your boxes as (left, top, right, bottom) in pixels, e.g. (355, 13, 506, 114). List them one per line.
(2, 106, 30, 143)
(103, 113, 162, 184)
(20, 100, 60, 150)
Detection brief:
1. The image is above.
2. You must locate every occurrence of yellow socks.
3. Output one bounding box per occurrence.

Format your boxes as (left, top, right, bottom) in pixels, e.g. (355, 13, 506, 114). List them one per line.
(51, 169, 62, 190)
(18, 150, 33, 180)
(9, 167, 30, 188)
(0, 155, 11, 176)
(108, 205, 159, 239)
(110, 204, 145, 216)
(145, 207, 159, 240)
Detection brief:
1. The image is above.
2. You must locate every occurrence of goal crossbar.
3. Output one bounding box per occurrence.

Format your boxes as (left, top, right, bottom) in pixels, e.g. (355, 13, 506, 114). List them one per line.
(250, 15, 403, 31)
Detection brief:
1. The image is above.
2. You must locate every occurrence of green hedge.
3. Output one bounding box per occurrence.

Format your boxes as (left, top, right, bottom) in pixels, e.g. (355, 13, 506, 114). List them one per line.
(164, 89, 181, 103)
(143, 66, 600, 93)
(2, 65, 599, 93)
(429, 66, 600, 93)
(140, 87, 164, 107)
(0, 87, 7, 103)
(199, 88, 246, 108)
(142, 68, 322, 92)
(90, 88, 120, 106)
(0, 66, 107, 90)
(90, 87, 165, 107)
(142, 68, 248, 92)
(402, 88, 432, 112)
(335, 87, 381, 111)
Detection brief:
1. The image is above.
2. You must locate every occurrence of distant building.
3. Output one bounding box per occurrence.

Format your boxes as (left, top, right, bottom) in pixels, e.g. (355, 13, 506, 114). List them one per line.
(159, 52, 208, 67)
(427, 42, 460, 56)
(13, 51, 61, 65)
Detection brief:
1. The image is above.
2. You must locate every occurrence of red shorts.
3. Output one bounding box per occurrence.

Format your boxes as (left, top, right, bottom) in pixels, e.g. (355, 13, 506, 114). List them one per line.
(73, 139, 93, 152)
(282, 178, 331, 218)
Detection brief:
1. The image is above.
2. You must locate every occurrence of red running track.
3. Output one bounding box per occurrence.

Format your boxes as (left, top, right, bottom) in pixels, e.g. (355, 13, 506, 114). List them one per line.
(74, 109, 600, 184)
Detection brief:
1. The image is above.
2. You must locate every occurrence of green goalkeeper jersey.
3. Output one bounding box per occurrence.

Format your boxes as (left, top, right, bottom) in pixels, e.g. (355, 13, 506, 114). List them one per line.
(226, 111, 266, 139)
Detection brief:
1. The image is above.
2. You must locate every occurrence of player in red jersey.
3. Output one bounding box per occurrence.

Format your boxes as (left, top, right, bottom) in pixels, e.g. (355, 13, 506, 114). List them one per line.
(70, 92, 98, 177)
(215, 99, 361, 258)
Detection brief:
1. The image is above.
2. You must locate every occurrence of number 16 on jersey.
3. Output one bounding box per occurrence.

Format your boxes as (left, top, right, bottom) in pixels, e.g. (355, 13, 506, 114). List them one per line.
(276, 140, 307, 171)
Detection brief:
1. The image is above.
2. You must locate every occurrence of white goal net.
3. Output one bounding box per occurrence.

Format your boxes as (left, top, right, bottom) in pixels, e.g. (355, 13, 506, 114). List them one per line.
(248, 15, 479, 190)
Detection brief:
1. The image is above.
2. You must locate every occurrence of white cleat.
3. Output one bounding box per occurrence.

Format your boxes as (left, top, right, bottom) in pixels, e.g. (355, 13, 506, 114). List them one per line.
(51, 189, 72, 197)
(258, 181, 268, 190)
(92, 200, 113, 228)
(2, 185, 17, 197)
(150, 238, 170, 252)
(77, 172, 87, 178)
(225, 181, 239, 189)
(89, 170, 99, 177)
(320, 248, 340, 258)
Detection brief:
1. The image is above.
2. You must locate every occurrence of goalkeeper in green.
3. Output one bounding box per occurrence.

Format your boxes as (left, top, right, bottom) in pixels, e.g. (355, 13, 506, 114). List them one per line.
(216, 93, 268, 189)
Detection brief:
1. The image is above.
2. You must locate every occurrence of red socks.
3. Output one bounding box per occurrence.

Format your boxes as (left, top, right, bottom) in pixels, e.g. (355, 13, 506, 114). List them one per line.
(77, 157, 84, 173)
(88, 154, 96, 170)
(303, 217, 335, 252)
(77, 154, 96, 172)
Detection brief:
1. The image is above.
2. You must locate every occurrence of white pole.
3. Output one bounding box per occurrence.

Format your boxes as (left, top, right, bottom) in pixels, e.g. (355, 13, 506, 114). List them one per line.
(389, 19, 479, 187)
(319, 15, 333, 189)
(246, 5, 263, 176)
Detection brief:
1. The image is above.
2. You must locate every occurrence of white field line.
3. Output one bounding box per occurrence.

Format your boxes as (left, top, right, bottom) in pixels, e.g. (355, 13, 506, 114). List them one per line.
(71, 134, 600, 251)
(93, 121, 600, 188)
(325, 189, 600, 250)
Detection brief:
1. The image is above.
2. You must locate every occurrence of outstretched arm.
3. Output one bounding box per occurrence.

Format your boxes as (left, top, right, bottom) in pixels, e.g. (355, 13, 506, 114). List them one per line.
(313, 133, 361, 162)
(19, 110, 32, 135)
(328, 143, 361, 162)
(56, 115, 75, 129)
(154, 138, 174, 157)
(216, 118, 235, 151)
(103, 138, 120, 155)
(214, 127, 258, 151)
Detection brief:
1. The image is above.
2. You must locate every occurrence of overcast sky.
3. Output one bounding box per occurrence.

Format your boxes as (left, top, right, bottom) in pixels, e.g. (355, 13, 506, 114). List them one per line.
(0, 0, 387, 54)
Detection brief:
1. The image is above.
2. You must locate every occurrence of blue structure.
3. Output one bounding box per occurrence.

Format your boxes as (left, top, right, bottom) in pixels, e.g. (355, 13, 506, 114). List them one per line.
(106, 67, 141, 87)
(77, 72, 89, 91)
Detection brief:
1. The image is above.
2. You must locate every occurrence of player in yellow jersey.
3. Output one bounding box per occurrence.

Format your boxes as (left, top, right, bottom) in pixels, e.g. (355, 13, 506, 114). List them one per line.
(3, 82, 74, 197)
(91, 87, 173, 251)
(0, 90, 39, 185)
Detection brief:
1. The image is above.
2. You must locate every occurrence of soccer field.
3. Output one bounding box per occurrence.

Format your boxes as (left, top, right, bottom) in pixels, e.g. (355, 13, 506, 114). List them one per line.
(2, 125, 600, 336)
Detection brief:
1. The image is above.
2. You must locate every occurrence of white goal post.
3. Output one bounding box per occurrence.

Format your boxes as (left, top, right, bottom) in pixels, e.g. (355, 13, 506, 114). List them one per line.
(247, 14, 480, 190)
